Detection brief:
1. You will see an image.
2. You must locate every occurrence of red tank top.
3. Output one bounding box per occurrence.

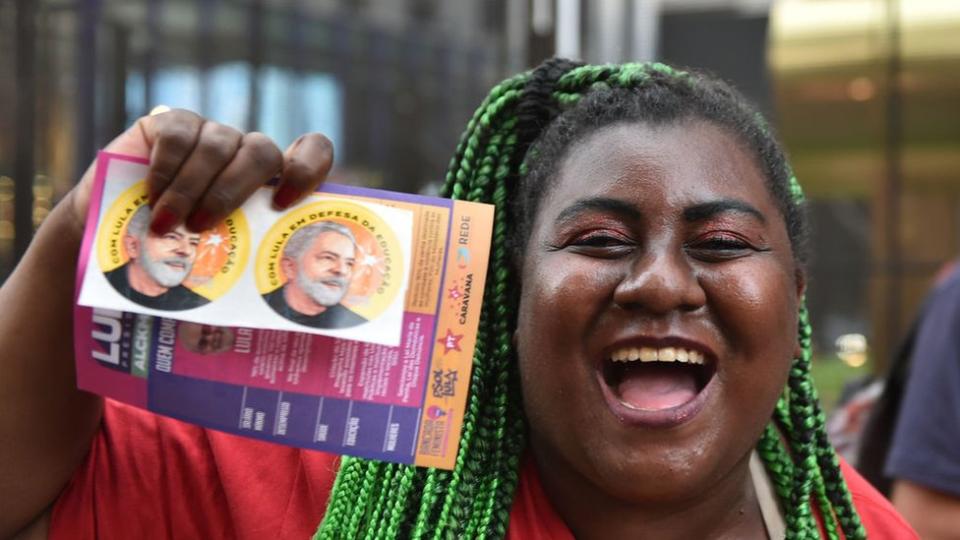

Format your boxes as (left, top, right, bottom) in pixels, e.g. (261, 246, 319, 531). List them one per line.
(49, 400, 915, 539)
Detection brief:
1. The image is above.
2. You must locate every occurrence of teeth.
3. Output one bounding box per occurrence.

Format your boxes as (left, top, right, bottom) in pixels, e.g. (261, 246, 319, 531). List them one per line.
(609, 346, 706, 365)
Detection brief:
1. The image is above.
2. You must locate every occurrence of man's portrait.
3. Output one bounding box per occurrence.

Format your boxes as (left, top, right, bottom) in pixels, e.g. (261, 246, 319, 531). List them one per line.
(262, 221, 368, 329)
(177, 323, 235, 355)
(104, 205, 209, 310)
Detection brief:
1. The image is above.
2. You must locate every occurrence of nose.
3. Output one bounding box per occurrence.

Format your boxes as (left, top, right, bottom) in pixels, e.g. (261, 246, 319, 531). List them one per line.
(330, 259, 348, 276)
(612, 247, 706, 315)
(174, 238, 193, 257)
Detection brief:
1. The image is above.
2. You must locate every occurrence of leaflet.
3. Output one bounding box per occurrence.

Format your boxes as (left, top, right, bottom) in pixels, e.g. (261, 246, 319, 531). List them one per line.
(74, 151, 493, 469)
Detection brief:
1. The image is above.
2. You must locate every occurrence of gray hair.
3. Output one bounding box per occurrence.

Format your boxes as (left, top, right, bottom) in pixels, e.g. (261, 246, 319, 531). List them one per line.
(126, 204, 151, 239)
(283, 221, 357, 261)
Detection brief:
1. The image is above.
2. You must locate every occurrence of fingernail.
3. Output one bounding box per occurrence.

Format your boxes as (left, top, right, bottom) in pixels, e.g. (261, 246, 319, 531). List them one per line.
(186, 209, 215, 232)
(273, 184, 300, 209)
(150, 206, 179, 235)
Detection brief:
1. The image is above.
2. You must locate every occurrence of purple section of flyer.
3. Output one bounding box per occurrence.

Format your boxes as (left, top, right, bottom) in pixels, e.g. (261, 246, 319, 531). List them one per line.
(148, 368, 421, 463)
(317, 183, 455, 209)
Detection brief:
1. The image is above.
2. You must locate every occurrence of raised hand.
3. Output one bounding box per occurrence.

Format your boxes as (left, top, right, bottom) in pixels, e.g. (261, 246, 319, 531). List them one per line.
(67, 108, 334, 237)
(0, 110, 335, 538)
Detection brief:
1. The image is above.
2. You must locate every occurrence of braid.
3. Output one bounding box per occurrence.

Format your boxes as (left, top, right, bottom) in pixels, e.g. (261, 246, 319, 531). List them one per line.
(343, 460, 380, 533)
(784, 171, 867, 540)
(314, 59, 866, 539)
(315, 60, 558, 540)
(784, 309, 829, 538)
(368, 464, 395, 538)
(409, 468, 446, 538)
(314, 457, 363, 538)
(382, 466, 416, 539)
(788, 178, 866, 540)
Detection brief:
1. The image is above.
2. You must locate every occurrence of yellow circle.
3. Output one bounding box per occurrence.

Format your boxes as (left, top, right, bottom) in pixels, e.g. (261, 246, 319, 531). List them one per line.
(96, 184, 150, 273)
(96, 180, 250, 303)
(256, 199, 404, 321)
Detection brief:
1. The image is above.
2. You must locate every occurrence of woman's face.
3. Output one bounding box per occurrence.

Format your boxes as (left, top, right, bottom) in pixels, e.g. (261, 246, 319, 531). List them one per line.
(516, 119, 802, 505)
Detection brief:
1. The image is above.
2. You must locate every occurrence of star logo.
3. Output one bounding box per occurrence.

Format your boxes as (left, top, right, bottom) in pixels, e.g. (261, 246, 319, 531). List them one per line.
(357, 245, 380, 267)
(448, 285, 461, 300)
(437, 328, 464, 354)
(204, 233, 224, 247)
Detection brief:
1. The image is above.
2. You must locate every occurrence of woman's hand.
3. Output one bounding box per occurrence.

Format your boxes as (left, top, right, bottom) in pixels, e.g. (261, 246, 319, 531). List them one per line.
(67, 108, 334, 236)
(0, 110, 335, 539)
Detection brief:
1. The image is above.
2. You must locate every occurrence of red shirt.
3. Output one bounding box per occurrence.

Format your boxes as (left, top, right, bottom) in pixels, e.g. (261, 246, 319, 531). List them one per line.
(51, 400, 916, 539)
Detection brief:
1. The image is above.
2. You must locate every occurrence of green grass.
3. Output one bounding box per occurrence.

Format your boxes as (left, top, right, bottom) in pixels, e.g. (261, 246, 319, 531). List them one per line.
(810, 355, 873, 414)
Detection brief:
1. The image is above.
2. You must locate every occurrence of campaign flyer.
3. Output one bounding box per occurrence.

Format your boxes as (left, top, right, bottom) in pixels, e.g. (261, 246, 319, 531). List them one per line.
(73, 151, 493, 470)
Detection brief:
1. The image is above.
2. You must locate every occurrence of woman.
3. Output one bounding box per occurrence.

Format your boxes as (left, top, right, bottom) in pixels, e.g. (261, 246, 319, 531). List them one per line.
(0, 60, 914, 539)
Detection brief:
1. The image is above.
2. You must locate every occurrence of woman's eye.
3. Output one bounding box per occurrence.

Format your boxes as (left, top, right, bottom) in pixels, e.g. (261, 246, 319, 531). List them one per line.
(687, 233, 755, 260)
(573, 234, 626, 247)
(563, 231, 634, 257)
(698, 237, 747, 250)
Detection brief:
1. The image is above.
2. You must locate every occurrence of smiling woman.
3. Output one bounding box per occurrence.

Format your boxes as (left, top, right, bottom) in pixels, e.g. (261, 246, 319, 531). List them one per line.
(0, 60, 917, 540)
(314, 60, 915, 539)
(518, 119, 802, 537)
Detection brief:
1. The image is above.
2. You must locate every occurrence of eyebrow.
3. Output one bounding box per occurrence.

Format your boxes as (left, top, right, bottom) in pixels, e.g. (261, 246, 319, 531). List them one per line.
(555, 197, 642, 225)
(554, 196, 766, 225)
(319, 250, 356, 261)
(683, 199, 766, 224)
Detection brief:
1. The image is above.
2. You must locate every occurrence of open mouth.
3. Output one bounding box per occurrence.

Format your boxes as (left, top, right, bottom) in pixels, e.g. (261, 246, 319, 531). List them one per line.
(601, 346, 716, 412)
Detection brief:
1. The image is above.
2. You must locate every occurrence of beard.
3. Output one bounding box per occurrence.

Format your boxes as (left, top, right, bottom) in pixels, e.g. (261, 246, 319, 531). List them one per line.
(297, 271, 349, 307)
(140, 252, 194, 288)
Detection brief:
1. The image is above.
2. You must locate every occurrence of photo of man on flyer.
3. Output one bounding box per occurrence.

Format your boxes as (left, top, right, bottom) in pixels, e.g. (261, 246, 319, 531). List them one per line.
(262, 220, 368, 329)
(177, 322, 236, 355)
(104, 204, 209, 311)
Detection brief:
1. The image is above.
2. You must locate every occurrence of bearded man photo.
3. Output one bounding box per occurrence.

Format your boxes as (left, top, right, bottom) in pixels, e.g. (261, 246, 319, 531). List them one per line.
(105, 205, 209, 310)
(262, 221, 368, 329)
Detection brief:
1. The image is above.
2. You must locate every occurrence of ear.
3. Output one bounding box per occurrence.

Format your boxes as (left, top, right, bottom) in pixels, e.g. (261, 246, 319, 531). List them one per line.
(794, 267, 807, 300)
(123, 233, 141, 260)
(280, 256, 297, 283)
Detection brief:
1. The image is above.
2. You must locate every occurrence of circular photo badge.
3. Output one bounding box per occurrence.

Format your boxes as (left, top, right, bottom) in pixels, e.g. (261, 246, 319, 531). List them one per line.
(96, 180, 250, 311)
(256, 199, 404, 330)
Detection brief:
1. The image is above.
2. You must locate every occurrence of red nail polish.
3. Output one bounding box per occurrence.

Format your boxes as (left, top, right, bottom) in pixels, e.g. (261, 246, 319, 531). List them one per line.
(273, 184, 299, 209)
(150, 206, 179, 235)
(187, 209, 215, 232)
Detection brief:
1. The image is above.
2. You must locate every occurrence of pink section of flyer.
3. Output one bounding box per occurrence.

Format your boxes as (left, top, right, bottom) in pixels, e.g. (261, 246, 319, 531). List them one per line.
(168, 312, 432, 406)
(74, 153, 151, 408)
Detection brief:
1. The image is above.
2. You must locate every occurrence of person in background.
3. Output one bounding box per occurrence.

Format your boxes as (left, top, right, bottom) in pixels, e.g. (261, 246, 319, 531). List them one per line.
(885, 260, 960, 539)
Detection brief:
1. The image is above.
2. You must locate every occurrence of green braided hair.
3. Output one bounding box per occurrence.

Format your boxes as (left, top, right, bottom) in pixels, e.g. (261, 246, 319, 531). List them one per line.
(315, 58, 867, 539)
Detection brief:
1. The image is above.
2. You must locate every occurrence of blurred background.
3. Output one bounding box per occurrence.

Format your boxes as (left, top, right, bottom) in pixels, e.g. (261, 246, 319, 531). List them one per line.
(1, 0, 958, 408)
